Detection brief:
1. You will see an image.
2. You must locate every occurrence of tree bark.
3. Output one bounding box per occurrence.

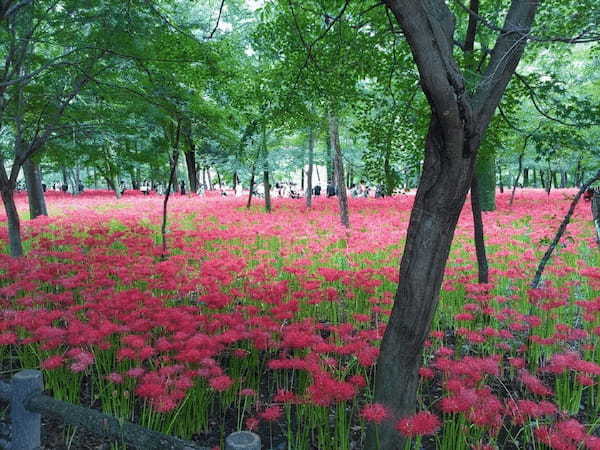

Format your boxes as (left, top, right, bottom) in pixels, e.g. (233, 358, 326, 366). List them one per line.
(263, 169, 271, 213)
(498, 164, 504, 193)
(475, 149, 496, 211)
(471, 176, 489, 283)
(306, 127, 314, 208)
(325, 134, 333, 185)
(372, 120, 476, 448)
(523, 167, 529, 187)
(328, 113, 349, 227)
(246, 164, 256, 209)
(592, 190, 600, 246)
(370, 0, 539, 447)
(510, 152, 523, 206)
(262, 127, 271, 212)
(161, 121, 180, 258)
(1, 188, 23, 257)
(206, 167, 213, 190)
(184, 148, 198, 193)
(23, 158, 47, 219)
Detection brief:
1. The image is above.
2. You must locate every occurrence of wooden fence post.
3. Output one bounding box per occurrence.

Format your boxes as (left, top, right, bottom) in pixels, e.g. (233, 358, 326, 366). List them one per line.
(11, 370, 43, 450)
(225, 431, 261, 450)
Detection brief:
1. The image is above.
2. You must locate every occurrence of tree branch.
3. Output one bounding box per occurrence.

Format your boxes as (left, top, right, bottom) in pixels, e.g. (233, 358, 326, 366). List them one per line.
(206, 0, 226, 39)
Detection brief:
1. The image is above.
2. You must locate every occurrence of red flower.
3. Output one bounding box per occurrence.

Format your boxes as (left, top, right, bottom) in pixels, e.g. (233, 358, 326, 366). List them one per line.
(209, 375, 233, 391)
(260, 405, 282, 422)
(360, 403, 388, 424)
(395, 411, 441, 437)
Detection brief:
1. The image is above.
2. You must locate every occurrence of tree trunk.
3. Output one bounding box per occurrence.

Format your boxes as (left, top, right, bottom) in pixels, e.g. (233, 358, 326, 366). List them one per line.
(523, 167, 529, 187)
(372, 120, 476, 448)
(169, 151, 179, 194)
(263, 169, 271, 212)
(560, 171, 567, 188)
(325, 134, 333, 185)
(498, 164, 504, 193)
(471, 176, 489, 283)
(475, 149, 496, 211)
(574, 160, 582, 187)
(533, 168, 537, 187)
(216, 168, 222, 190)
(184, 149, 198, 193)
(510, 152, 523, 206)
(328, 113, 349, 227)
(540, 170, 546, 190)
(246, 165, 256, 209)
(552, 171, 558, 189)
(368, 0, 539, 446)
(161, 122, 181, 258)
(23, 158, 47, 219)
(233, 171, 238, 191)
(592, 191, 600, 246)
(207, 167, 213, 190)
(306, 127, 314, 208)
(1, 189, 23, 257)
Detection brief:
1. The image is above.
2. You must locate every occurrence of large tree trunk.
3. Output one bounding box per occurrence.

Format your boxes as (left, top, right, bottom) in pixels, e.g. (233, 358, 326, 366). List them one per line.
(370, 0, 538, 444)
(306, 127, 314, 208)
(471, 176, 489, 283)
(328, 113, 349, 227)
(23, 158, 47, 219)
(372, 120, 475, 447)
(1, 189, 23, 257)
(475, 149, 496, 211)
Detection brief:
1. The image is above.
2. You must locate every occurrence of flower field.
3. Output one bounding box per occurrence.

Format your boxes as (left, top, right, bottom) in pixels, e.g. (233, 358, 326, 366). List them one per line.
(1, 190, 599, 449)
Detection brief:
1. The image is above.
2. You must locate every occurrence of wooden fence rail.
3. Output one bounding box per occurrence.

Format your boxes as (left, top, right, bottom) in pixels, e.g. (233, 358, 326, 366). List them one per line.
(0, 370, 260, 450)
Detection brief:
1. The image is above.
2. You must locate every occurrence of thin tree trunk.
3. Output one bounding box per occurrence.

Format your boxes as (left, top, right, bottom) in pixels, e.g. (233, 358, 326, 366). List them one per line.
(533, 168, 537, 187)
(233, 171, 238, 191)
(1, 189, 23, 257)
(325, 134, 333, 185)
(246, 164, 256, 209)
(161, 121, 181, 258)
(23, 158, 47, 219)
(306, 127, 314, 208)
(328, 113, 349, 227)
(216, 168, 222, 190)
(531, 169, 600, 288)
(475, 149, 496, 211)
(207, 167, 213, 190)
(574, 160, 581, 187)
(523, 167, 529, 187)
(510, 152, 523, 206)
(263, 169, 271, 212)
(262, 126, 271, 212)
(498, 164, 504, 193)
(592, 190, 600, 246)
(471, 176, 489, 283)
